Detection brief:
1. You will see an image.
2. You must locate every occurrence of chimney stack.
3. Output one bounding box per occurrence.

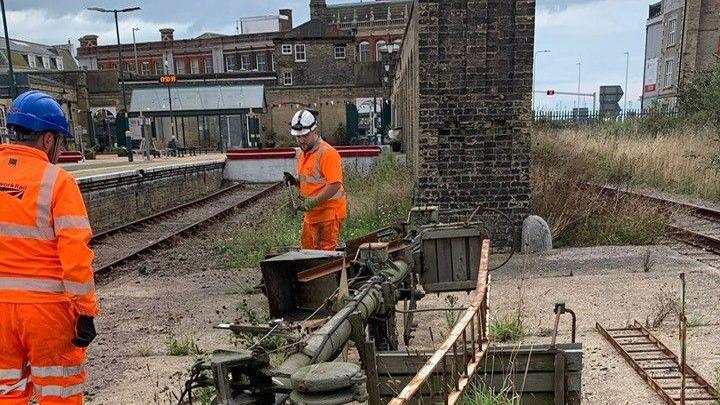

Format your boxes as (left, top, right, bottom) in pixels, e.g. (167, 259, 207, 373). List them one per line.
(79, 34, 98, 48)
(159, 28, 175, 42)
(279, 9, 293, 32)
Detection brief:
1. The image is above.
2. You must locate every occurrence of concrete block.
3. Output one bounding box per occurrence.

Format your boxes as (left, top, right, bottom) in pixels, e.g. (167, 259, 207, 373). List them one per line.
(521, 215, 553, 254)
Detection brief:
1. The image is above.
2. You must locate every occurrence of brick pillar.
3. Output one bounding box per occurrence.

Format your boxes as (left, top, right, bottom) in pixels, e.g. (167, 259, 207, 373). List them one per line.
(414, 0, 535, 237)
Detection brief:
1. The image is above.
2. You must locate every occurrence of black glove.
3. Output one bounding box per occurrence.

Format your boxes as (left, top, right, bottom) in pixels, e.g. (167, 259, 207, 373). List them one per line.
(283, 172, 298, 187)
(72, 315, 97, 348)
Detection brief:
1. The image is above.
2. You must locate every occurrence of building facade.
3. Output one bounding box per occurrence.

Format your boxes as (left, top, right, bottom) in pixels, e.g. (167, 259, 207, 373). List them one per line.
(642, 0, 720, 109)
(76, 10, 292, 77)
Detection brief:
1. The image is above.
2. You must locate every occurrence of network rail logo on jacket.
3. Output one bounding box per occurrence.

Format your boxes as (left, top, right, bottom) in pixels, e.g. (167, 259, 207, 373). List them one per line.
(0, 182, 25, 199)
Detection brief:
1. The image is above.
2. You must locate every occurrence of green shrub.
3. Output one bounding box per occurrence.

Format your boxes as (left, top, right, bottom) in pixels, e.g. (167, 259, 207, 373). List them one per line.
(490, 315, 524, 342)
(460, 383, 519, 405)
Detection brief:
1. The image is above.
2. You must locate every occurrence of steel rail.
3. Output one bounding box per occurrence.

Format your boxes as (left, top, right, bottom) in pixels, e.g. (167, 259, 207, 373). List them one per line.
(597, 321, 720, 405)
(92, 182, 246, 241)
(94, 182, 281, 275)
(597, 185, 720, 255)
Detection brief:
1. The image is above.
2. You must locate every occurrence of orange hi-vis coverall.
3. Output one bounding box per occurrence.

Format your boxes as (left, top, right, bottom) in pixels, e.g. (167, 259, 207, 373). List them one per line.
(297, 140, 347, 250)
(0, 144, 98, 404)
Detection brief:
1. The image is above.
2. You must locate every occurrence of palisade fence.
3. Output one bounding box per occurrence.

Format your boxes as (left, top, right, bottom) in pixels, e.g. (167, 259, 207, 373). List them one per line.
(534, 108, 680, 125)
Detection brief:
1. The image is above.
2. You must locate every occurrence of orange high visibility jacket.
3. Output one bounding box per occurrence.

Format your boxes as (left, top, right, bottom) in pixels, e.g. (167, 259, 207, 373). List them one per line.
(297, 140, 347, 224)
(0, 144, 98, 316)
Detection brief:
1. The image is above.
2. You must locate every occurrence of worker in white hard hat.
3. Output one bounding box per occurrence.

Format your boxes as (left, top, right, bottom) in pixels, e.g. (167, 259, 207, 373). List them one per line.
(283, 109, 347, 250)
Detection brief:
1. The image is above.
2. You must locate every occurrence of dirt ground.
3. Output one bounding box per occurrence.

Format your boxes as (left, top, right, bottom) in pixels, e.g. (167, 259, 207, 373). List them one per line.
(86, 189, 720, 404)
(408, 245, 720, 405)
(86, 190, 288, 404)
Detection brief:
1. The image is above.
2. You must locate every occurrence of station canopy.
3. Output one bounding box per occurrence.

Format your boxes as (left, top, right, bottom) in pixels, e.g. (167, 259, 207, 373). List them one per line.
(129, 84, 265, 116)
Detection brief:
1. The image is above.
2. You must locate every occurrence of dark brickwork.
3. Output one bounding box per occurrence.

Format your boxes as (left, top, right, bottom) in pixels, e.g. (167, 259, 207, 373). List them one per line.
(274, 40, 356, 86)
(78, 163, 224, 232)
(394, 0, 535, 233)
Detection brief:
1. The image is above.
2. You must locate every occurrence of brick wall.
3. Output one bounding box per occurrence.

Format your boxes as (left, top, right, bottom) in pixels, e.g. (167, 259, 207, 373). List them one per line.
(78, 162, 224, 232)
(393, 0, 535, 234)
(274, 40, 356, 86)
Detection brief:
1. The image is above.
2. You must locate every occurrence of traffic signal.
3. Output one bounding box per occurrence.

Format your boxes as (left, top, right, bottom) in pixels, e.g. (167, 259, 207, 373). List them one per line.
(546, 89, 555, 96)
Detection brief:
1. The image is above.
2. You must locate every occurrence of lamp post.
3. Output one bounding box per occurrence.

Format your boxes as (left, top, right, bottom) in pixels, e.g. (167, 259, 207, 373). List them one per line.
(1, 0, 17, 99)
(624, 51, 630, 117)
(576, 62, 582, 110)
(87, 6, 140, 162)
(132, 27, 140, 74)
(532, 49, 551, 112)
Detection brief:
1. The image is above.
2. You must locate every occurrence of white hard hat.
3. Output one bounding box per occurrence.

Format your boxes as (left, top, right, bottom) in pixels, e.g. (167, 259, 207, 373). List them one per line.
(290, 109, 318, 136)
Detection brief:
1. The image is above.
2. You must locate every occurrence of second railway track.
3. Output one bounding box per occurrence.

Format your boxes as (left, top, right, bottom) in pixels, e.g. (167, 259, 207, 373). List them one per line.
(600, 185, 720, 266)
(91, 182, 281, 275)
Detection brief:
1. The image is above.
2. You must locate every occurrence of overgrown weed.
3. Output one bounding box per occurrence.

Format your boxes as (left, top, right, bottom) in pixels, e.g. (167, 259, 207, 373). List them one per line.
(166, 334, 203, 356)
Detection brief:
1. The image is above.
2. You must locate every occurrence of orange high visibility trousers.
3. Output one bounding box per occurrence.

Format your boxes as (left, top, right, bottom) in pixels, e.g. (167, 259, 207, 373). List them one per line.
(0, 302, 85, 404)
(301, 219, 344, 251)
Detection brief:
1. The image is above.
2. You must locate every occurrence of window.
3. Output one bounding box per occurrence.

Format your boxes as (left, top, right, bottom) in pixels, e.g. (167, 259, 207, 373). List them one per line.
(42, 56, 50, 69)
(35, 56, 43, 68)
(359, 42, 370, 62)
(375, 40, 386, 61)
(256, 54, 268, 71)
(240, 54, 251, 70)
(26, 54, 36, 68)
(141, 61, 150, 76)
(283, 71, 293, 86)
(190, 58, 200, 74)
(204, 57, 213, 73)
(225, 55, 236, 71)
(156, 60, 164, 75)
(334, 45, 346, 59)
(665, 59, 674, 87)
(668, 18, 677, 46)
(295, 44, 306, 62)
(176, 60, 185, 74)
(282, 44, 293, 55)
(55, 58, 63, 70)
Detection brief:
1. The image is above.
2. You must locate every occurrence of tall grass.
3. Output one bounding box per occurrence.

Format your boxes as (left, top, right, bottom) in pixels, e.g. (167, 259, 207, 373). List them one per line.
(532, 126, 675, 247)
(220, 155, 413, 268)
(534, 123, 720, 201)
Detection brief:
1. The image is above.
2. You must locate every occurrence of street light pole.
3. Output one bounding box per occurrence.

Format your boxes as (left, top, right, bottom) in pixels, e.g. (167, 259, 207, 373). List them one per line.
(87, 6, 140, 162)
(624, 51, 630, 117)
(532, 49, 551, 112)
(576, 62, 582, 110)
(132, 27, 140, 74)
(1, 0, 17, 99)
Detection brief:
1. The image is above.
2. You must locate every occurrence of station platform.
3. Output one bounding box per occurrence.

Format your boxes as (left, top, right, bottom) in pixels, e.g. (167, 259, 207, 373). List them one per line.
(61, 153, 226, 180)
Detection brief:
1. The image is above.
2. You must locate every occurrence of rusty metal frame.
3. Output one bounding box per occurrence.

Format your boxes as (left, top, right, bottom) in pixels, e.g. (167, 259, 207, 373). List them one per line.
(596, 321, 720, 404)
(389, 239, 491, 405)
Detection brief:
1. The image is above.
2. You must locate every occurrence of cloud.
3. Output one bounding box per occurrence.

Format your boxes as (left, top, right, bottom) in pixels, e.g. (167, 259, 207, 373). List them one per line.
(5, 8, 192, 46)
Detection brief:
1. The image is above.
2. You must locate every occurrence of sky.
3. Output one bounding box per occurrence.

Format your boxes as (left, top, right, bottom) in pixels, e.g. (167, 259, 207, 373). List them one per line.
(2, 0, 657, 111)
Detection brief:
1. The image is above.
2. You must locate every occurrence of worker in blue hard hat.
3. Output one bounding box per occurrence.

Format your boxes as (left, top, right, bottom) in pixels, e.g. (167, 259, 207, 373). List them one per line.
(0, 90, 98, 404)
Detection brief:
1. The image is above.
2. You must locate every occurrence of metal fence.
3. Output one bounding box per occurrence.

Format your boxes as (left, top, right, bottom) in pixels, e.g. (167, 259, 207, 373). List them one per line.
(534, 109, 680, 124)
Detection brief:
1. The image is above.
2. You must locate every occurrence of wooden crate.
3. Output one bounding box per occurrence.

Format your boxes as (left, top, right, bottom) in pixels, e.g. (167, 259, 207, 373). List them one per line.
(421, 227, 484, 292)
(375, 344, 583, 404)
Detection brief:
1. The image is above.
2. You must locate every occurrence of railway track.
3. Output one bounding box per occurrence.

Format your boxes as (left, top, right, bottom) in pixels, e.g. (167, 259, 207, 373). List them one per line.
(92, 182, 281, 275)
(600, 185, 720, 267)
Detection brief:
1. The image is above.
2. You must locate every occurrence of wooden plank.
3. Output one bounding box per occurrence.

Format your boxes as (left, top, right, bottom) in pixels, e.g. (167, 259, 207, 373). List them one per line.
(423, 228, 482, 240)
(451, 237, 467, 283)
(467, 237, 481, 281)
(378, 371, 582, 396)
(423, 280, 477, 293)
(435, 238, 453, 283)
(554, 353, 566, 405)
(421, 239, 439, 285)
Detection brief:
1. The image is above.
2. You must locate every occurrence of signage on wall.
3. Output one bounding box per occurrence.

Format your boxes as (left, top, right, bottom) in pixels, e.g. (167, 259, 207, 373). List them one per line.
(159, 75, 177, 84)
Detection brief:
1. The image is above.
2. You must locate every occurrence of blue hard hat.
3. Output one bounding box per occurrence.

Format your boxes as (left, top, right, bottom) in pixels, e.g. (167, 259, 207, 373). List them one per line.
(7, 90, 73, 139)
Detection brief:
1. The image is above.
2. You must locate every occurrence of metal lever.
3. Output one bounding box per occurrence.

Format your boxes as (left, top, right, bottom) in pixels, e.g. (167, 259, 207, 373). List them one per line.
(550, 302, 576, 348)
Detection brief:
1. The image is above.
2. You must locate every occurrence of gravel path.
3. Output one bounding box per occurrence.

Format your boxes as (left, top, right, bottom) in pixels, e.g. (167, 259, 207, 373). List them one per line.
(85, 189, 288, 404)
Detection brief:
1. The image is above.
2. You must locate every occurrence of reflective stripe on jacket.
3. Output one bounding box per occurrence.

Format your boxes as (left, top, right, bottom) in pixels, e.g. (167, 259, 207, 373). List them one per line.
(297, 140, 347, 224)
(0, 144, 98, 316)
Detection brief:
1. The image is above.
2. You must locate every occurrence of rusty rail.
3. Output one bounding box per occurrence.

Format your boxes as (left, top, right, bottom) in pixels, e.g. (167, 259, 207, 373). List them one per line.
(597, 320, 720, 404)
(389, 239, 491, 405)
